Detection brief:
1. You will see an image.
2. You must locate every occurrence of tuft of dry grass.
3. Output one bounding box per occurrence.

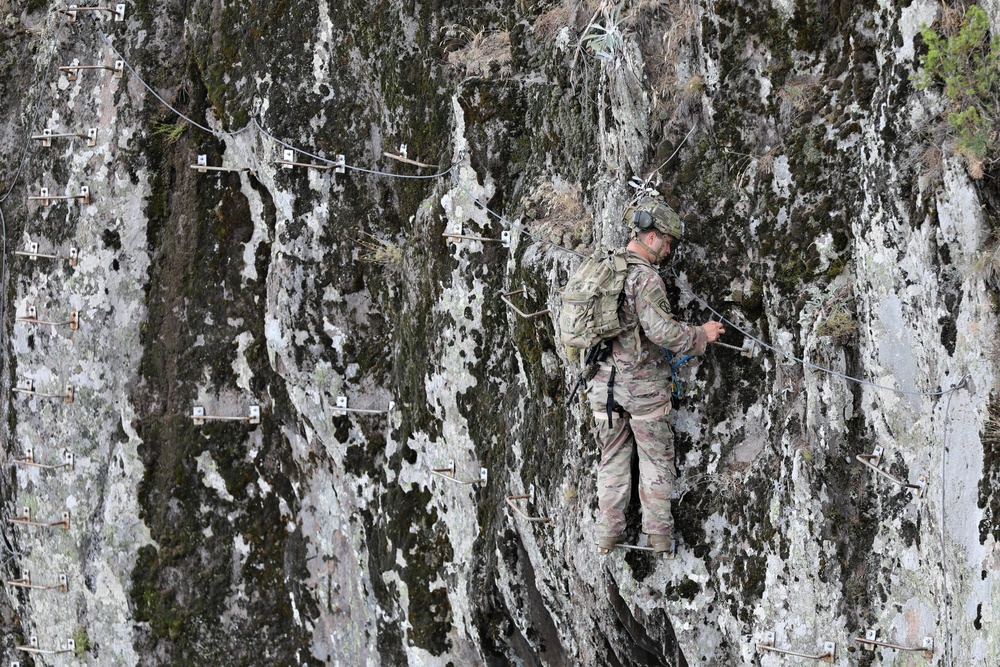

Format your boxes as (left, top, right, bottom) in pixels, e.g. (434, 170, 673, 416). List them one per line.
(446, 29, 512, 78)
(970, 231, 1000, 290)
(533, 7, 572, 39)
(520, 182, 592, 249)
(355, 231, 403, 270)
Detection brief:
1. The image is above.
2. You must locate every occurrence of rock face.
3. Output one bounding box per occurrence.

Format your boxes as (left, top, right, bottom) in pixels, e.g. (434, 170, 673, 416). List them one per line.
(1, 0, 998, 665)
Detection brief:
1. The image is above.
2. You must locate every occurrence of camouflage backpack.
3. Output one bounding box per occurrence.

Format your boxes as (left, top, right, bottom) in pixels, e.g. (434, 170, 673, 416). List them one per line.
(559, 248, 642, 352)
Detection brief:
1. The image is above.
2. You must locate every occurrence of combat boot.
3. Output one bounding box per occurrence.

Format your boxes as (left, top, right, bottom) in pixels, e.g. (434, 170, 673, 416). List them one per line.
(648, 534, 675, 559)
(597, 534, 624, 554)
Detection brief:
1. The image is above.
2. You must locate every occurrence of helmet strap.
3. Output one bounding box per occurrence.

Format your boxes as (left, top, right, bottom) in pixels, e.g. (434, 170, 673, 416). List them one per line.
(635, 232, 665, 263)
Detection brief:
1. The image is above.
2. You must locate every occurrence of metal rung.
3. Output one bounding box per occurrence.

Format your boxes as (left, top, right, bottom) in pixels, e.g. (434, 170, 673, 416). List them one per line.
(191, 154, 251, 174)
(16, 306, 80, 330)
(856, 446, 927, 497)
(712, 337, 759, 357)
(332, 396, 395, 416)
(191, 405, 260, 426)
(757, 632, 835, 663)
(9, 508, 71, 530)
(15, 447, 75, 471)
(506, 484, 553, 524)
(15, 636, 75, 655)
(29, 186, 90, 206)
(12, 381, 75, 403)
(855, 630, 934, 658)
(6, 572, 69, 592)
(443, 230, 511, 247)
(57, 3, 125, 20)
(501, 288, 550, 319)
(429, 460, 488, 486)
(276, 149, 345, 173)
(59, 58, 124, 80)
(14, 242, 79, 266)
(383, 151, 437, 168)
(31, 128, 98, 147)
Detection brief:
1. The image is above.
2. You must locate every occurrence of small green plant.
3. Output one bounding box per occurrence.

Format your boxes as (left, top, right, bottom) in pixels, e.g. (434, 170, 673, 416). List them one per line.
(581, 6, 624, 61)
(916, 5, 1000, 177)
(151, 120, 187, 145)
(72, 627, 90, 657)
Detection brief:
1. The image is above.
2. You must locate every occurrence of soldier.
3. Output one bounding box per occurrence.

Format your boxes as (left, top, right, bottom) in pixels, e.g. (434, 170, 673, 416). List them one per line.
(588, 198, 724, 554)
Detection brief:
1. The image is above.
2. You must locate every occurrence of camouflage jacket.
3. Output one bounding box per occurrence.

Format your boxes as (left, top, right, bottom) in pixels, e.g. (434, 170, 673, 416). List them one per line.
(588, 252, 707, 415)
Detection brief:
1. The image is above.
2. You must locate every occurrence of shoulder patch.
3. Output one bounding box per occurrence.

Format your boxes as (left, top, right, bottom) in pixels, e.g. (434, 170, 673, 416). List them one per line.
(641, 282, 673, 319)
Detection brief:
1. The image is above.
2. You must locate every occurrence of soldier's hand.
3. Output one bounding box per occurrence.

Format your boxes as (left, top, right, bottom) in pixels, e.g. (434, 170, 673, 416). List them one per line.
(702, 321, 725, 343)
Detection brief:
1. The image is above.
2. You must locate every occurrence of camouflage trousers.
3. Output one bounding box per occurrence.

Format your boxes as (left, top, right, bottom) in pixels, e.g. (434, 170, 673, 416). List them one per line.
(591, 404, 676, 540)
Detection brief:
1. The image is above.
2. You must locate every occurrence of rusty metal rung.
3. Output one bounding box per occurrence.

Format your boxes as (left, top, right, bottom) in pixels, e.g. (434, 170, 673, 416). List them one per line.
(12, 382, 75, 403)
(276, 149, 345, 173)
(855, 631, 933, 659)
(8, 508, 71, 530)
(429, 460, 488, 486)
(856, 446, 927, 497)
(14, 243, 79, 265)
(16, 636, 75, 655)
(501, 289, 550, 320)
(6, 572, 69, 592)
(55, 3, 125, 21)
(29, 186, 90, 206)
(757, 633, 835, 663)
(15, 447, 75, 471)
(16, 307, 79, 330)
(506, 484, 553, 524)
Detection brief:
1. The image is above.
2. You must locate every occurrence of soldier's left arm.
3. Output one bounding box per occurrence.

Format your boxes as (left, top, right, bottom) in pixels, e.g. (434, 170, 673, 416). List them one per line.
(633, 272, 708, 356)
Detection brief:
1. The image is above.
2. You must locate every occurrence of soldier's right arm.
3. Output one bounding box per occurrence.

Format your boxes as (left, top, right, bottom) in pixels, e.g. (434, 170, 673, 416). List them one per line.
(630, 269, 708, 356)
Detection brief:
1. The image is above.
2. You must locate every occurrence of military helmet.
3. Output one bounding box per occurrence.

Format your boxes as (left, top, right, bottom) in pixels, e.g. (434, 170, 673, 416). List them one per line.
(625, 198, 683, 240)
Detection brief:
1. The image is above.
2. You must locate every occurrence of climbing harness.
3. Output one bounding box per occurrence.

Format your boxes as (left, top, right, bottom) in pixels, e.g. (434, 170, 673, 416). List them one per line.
(667, 352, 694, 399)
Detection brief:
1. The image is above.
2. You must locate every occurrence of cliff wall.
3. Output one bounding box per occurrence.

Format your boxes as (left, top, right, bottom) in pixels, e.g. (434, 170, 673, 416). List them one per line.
(1, 0, 998, 665)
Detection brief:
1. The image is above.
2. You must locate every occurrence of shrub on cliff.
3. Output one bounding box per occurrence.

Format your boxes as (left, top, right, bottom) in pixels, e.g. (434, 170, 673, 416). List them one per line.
(916, 4, 1000, 178)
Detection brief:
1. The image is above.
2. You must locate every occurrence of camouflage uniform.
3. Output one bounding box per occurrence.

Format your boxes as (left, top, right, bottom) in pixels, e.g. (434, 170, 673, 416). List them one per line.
(587, 252, 707, 542)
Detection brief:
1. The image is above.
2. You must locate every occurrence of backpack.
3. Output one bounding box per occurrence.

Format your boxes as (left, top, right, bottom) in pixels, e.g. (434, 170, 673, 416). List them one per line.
(558, 248, 641, 352)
